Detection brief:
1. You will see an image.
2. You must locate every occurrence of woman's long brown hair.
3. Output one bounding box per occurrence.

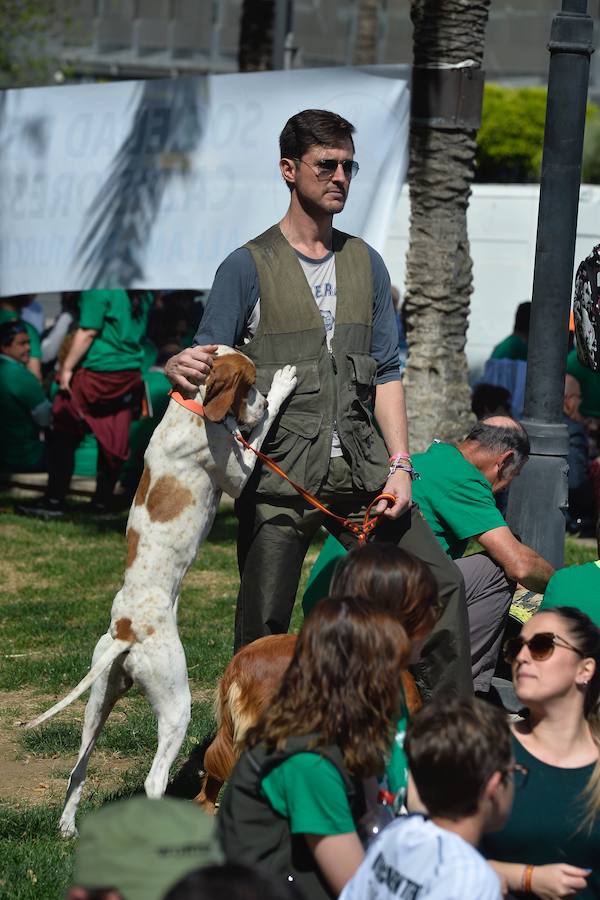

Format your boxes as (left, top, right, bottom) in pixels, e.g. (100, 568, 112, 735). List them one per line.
(246, 595, 411, 776)
(330, 543, 441, 639)
(550, 606, 600, 832)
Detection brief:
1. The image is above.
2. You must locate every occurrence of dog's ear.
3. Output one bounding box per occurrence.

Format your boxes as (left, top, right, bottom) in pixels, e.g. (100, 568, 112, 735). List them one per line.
(203, 355, 255, 422)
(230, 356, 257, 421)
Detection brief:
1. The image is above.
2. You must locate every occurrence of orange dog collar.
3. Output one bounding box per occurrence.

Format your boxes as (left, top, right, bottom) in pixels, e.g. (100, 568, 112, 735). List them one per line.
(169, 390, 205, 417)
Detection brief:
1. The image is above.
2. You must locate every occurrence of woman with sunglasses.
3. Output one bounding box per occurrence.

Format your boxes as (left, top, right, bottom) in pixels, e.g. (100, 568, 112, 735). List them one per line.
(482, 606, 600, 899)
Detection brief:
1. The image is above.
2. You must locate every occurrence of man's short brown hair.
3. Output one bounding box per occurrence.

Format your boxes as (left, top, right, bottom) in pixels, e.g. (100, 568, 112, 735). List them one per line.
(279, 109, 355, 160)
(405, 697, 512, 819)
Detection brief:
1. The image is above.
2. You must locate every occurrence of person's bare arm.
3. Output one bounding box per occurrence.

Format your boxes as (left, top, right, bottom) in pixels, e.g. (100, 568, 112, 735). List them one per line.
(27, 357, 42, 381)
(374, 379, 412, 519)
(305, 832, 364, 895)
(164, 344, 218, 397)
(489, 861, 590, 899)
(58, 327, 98, 391)
(477, 526, 554, 592)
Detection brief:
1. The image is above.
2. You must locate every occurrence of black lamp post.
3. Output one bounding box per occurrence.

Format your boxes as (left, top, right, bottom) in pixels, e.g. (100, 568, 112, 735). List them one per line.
(506, 0, 594, 568)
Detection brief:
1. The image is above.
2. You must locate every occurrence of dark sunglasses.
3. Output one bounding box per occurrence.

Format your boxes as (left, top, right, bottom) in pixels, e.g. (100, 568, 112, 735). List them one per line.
(296, 157, 360, 181)
(503, 631, 585, 664)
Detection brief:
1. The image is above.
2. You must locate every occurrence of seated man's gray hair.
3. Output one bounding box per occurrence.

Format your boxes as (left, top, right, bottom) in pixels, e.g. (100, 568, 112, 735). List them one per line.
(464, 419, 530, 471)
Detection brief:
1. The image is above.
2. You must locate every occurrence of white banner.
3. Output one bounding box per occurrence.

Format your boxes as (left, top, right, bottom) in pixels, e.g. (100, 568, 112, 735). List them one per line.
(0, 66, 410, 294)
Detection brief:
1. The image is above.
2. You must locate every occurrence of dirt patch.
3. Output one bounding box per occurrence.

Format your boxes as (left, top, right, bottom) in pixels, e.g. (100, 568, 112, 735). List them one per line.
(1, 561, 52, 595)
(0, 690, 139, 807)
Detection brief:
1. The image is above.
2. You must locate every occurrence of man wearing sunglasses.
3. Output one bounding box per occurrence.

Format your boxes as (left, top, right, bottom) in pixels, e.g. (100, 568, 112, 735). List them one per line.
(166, 108, 471, 700)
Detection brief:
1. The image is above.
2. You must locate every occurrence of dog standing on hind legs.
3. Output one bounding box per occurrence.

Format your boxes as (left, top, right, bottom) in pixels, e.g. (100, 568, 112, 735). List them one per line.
(24, 348, 296, 837)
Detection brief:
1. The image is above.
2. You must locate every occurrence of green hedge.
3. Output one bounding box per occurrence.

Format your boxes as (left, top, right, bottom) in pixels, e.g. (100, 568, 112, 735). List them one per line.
(475, 83, 599, 184)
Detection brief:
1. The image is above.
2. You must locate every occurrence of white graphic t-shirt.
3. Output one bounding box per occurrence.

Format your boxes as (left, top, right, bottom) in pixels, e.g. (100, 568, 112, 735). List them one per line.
(297, 250, 342, 456)
(340, 815, 502, 900)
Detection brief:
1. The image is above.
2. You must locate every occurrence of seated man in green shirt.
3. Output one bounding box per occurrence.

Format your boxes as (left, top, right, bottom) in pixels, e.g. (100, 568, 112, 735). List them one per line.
(411, 417, 554, 693)
(0, 320, 52, 472)
(0, 294, 43, 381)
(305, 418, 554, 695)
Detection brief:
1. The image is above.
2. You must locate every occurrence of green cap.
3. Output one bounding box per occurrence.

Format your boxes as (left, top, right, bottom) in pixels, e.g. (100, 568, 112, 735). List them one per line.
(73, 796, 221, 900)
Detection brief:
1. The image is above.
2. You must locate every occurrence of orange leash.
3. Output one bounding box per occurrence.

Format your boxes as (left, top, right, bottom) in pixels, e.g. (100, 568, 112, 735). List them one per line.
(169, 388, 394, 543)
(234, 431, 395, 544)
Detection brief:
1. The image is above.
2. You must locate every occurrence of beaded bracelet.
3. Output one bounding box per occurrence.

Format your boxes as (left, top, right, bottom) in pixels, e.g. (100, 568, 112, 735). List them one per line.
(389, 461, 420, 480)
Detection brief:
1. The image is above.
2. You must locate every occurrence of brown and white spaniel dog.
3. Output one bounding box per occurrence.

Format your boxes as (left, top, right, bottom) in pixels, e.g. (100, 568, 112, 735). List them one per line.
(25, 347, 296, 837)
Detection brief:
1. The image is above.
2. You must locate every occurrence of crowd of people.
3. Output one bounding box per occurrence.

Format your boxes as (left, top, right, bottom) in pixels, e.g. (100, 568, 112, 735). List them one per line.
(4, 107, 600, 898)
(0, 290, 203, 514)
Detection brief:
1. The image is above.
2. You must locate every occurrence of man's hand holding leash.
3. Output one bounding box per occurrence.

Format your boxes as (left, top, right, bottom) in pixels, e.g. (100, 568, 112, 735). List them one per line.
(165, 344, 218, 396)
(378, 467, 413, 519)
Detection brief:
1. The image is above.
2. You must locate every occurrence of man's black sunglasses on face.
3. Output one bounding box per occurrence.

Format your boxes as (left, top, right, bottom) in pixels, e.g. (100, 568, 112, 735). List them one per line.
(295, 157, 360, 181)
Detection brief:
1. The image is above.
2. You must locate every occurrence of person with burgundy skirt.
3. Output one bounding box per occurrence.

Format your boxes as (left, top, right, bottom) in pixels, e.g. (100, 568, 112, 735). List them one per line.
(20, 289, 153, 517)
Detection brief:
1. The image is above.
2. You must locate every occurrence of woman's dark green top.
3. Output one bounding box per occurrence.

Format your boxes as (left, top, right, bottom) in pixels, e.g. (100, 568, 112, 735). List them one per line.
(482, 734, 600, 899)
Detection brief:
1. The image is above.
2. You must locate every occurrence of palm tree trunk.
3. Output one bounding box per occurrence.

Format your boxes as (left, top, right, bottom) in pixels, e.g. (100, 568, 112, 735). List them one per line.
(353, 0, 379, 65)
(404, 0, 490, 451)
(238, 0, 275, 71)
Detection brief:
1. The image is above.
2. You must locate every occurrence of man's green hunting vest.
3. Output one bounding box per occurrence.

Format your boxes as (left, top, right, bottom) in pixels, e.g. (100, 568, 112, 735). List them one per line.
(241, 225, 389, 497)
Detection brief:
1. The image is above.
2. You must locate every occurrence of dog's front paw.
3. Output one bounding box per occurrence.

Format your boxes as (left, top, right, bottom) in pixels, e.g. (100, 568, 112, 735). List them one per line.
(269, 365, 297, 403)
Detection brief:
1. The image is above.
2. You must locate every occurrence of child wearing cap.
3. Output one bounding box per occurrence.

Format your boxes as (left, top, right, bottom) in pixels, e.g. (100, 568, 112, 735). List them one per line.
(68, 795, 220, 900)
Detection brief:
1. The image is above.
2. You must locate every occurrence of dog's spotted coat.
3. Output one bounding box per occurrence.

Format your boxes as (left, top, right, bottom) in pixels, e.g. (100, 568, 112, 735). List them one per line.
(26, 347, 296, 837)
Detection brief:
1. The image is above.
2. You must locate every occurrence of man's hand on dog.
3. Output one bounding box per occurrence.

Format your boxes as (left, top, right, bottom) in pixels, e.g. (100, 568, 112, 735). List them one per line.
(165, 345, 218, 397)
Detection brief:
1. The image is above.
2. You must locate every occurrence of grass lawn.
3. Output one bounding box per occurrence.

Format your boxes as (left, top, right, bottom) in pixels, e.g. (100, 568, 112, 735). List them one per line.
(0, 494, 595, 899)
(0, 496, 323, 899)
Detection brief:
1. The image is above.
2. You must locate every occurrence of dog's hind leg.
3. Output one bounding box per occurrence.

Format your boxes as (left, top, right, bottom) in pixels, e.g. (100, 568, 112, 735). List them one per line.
(59, 637, 132, 838)
(134, 635, 191, 799)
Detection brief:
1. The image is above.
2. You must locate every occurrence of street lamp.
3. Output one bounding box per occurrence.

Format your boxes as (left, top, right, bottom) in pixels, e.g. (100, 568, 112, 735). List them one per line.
(506, 0, 594, 568)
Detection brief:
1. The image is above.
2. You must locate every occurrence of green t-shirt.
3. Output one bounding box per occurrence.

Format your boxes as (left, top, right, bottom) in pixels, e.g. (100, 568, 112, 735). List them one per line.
(0, 310, 41, 359)
(490, 333, 528, 361)
(541, 561, 600, 627)
(0, 355, 48, 470)
(566, 349, 600, 418)
(261, 752, 355, 835)
(411, 442, 506, 559)
(78, 290, 153, 372)
(482, 735, 600, 899)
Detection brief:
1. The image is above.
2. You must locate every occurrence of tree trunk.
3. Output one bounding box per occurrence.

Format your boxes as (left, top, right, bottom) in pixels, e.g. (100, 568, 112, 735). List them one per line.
(353, 0, 379, 65)
(404, 0, 490, 451)
(238, 0, 275, 71)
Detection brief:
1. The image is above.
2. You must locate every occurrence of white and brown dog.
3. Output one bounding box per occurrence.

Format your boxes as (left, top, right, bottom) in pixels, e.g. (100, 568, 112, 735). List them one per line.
(25, 347, 296, 837)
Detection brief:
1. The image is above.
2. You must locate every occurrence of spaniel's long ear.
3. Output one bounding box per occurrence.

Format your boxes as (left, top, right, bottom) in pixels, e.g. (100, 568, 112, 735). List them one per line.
(203, 357, 244, 422)
(230, 356, 257, 420)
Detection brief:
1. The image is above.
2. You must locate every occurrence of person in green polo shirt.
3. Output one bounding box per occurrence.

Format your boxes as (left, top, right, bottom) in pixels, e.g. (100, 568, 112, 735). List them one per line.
(490, 302, 530, 362)
(0, 294, 42, 381)
(0, 320, 52, 472)
(19, 289, 153, 517)
(540, 518, 600, 628)
(305, 418, 554, 695)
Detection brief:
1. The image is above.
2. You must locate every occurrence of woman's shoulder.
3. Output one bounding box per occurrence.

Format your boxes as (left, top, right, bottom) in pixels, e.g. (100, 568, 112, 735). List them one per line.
(510, 726, 598, 774)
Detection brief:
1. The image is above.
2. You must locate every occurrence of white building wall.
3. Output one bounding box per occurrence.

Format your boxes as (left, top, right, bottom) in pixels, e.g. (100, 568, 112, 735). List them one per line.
(382, 183, 600, 378)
